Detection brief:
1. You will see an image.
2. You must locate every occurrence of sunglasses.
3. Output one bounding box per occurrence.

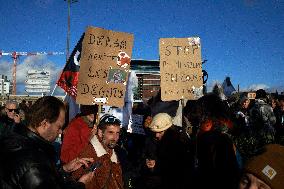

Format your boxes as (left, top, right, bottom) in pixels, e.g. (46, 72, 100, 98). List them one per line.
(7, 108, 18, 113)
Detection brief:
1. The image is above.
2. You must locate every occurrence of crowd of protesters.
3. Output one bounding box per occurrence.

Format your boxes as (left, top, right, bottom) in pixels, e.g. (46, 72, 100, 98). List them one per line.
(0, 87, 283, 189)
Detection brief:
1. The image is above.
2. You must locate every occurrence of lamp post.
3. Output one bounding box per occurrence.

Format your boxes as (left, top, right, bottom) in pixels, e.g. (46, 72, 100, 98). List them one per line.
(64, 0, 78, 62)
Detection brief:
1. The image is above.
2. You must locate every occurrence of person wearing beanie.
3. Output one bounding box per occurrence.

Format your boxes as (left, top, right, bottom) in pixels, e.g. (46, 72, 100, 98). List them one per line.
(138, 113, 193, 189)
(239, 144, 284, 189)
(61, 104, 99, 164)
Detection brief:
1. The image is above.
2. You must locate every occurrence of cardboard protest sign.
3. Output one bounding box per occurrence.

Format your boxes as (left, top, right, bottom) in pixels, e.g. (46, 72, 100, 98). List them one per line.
(248, 92, 256, 99)
(76, 26, 134, 107)
(99, 105, 124, 125)
(159, 37, 203, 101)
(127, 114, 145, 135)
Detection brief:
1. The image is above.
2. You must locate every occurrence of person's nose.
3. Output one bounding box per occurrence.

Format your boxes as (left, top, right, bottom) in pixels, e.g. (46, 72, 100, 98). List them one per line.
(59, 129, 63, 135)
(114, 133, 119, 141)
(155, 133, 160, 138)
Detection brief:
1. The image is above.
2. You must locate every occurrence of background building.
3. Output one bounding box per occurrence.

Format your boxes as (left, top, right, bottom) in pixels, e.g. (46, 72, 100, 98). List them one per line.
(0, 74, 12, 96)
(25, 69, 51, 95)
(131, 60, 160, 101)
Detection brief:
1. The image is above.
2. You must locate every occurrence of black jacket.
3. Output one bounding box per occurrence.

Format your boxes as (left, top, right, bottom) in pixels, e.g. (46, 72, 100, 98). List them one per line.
(0, 125, 84, 189)
(138, 126, 194, 189)
(0, 115, 16, 138)
(197, 130, 240, 189)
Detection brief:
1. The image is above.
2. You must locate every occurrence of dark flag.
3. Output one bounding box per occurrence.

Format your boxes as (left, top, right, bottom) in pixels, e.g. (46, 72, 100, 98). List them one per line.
(57, 33, 84, 98)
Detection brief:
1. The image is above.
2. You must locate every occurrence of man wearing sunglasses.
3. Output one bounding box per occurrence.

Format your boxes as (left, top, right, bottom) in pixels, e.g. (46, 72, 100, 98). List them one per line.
(72, 114, 123, 189)
(0, 100, 21, 137)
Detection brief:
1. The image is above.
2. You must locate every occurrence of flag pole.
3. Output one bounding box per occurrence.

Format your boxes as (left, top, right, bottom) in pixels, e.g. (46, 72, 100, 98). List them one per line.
(66, 0, 71, 61)
(50, 84, 58, 96)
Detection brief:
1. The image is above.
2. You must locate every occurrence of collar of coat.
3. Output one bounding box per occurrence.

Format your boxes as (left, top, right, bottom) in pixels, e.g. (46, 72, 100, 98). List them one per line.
(90, 135, 118, 163)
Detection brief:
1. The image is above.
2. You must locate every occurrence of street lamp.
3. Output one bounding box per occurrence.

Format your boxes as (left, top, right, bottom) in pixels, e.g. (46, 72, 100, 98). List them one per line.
(64, 0, 78, 62)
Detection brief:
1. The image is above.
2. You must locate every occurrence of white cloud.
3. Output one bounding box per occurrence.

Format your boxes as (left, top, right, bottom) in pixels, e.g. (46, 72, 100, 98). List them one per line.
(0, 56, 62, 94)
(205, 80, 278, 94)
(245, 84, 270, 91)
(0, 59, 12, 80)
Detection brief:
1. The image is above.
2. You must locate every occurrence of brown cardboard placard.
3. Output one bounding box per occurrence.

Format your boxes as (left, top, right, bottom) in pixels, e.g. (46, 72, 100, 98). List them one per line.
(76, 26, 134, 107)
(159, 37, 203, 101)
(248, 92, 256, 99)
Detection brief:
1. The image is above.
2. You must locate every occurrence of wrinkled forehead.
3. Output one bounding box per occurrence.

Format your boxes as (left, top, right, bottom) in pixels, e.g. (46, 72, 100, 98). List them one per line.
(105, 124, 121, 131)
(6, 103, 17, 109)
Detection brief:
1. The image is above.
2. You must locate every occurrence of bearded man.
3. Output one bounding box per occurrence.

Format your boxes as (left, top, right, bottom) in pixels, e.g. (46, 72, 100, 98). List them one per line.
(72, 114, 123, 189)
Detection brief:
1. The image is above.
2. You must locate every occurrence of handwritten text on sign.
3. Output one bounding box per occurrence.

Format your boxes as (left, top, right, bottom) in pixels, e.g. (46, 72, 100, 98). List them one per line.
(159, 38, 203, 101)
(76, 27, 134, 107)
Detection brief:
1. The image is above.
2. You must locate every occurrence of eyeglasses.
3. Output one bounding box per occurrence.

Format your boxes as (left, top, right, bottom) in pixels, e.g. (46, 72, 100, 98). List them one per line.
(7, 108, 18, 112)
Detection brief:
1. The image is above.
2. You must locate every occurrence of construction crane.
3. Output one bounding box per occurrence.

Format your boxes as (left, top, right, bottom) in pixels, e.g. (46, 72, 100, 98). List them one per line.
(0, 50, 64, 95)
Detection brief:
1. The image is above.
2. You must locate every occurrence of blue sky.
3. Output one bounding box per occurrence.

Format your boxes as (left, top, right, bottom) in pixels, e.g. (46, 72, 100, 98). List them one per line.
(0, 0, 283, 95)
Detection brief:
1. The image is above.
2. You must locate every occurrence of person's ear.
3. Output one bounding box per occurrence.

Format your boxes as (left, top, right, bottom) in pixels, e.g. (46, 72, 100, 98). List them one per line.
(39, 119, 49, 129)
(36, 119, 49, 136)
(98, 129, 103, 138)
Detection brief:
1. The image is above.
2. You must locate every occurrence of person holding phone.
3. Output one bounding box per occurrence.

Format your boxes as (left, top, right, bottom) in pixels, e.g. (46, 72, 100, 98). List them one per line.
(0, 96, 95, 189)
(139, 113, 193, 189)
(72, 114, 123, 189)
